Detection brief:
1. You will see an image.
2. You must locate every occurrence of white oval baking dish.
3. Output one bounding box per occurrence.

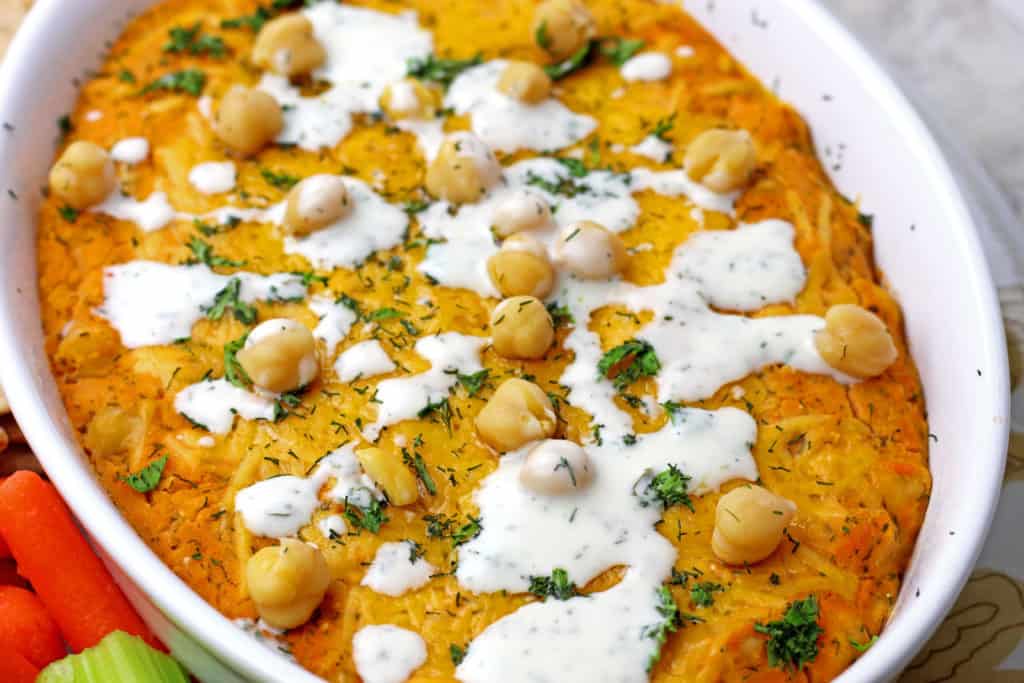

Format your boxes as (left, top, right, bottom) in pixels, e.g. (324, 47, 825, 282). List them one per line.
(0, 0, 1009, 681)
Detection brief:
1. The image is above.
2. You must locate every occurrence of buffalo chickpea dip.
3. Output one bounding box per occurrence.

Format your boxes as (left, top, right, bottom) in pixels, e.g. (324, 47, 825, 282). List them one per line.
(38, 0, 931, 681)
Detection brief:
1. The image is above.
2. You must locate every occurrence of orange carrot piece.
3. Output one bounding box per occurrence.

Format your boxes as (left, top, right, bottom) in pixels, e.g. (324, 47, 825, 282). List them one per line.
(0, 586, 66, 668)
(0, 477, 8, 559)
(0, 471, 159, 652)
(0, 646, 40, 683)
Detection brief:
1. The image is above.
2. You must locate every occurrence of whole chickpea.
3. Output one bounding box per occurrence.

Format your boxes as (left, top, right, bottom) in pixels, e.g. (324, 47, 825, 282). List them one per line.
(712, 485, 797, 565)
(283, 175, 352, 237)
(683, 129, 758, 194)
(554, 220, 627, 280)
(236, 319, 320, 394)
(380, 79, 441, 120)
(425, 132, 503, 204)
(492, 189, 552, 237)
(497, 61, 553, 104)
(814, 304, 898, 379)
(355, 447, 419, 506)
(252, 14, 326, 78)
(520, 439, 593, 495)
(487, 234, 555, 299)
(476, 378, 557, 452)
(213, 86, 284, 157)
(533, 0, 597, 62)
(246, 538, 331, 630)
(491, 296, 555, 360)
(48, 141, 116, 210)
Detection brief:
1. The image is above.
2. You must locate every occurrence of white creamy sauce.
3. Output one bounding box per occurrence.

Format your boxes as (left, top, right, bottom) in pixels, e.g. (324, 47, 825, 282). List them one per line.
(236, 443, 384, 538)
(309, 294, 358, 357)
(456, 407, 757, 682)
(363, 333, 486, 440)
(395, 117, 445, 161)
(318, 514, 347, 540)
(352, 625, 427, 683)
(109, 137, 149, 164)
(91, 188, 176, 232)
(96, 261, 306, 348)
(188, 161, 236, 195)
(335, 340, 396, 382)
(620, 52, 673, 82)
(630, 167, 735, 214)
(259, 5, 432, 151)
(197, 95, 213, 119)
(284, 178, 409, 269)
(362, 541, 435, 596)
(84, 110, 103, 122)
(675, 45, 695, 58)
(446, 60, 597, 153)
(630, 135, 673, 163)
(174, 379, 276, 435)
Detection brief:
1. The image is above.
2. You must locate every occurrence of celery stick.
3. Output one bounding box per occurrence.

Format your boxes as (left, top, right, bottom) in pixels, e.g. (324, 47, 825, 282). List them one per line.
(38, 631, 188, 682)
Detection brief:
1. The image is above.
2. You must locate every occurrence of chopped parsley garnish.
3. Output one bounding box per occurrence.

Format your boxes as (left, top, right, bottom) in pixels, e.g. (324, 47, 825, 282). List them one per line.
(140, 69, 206, 96)
(645, 464, 694, 512)
(294, 270, 329, 287)
(555, 157, 589, 178)
(186, 236, 245, 269)
(423, 513, 458, 539)
(546, 301, 574, 328)
(449, 643, 467, 665)
(418, 397, 453, 435)
(598, 339, 660, 390)
(403, 199, 431, 214)
(858, 212, 874, 229)
(534, 21, 552, 51)
(366, 307, 405, 322)
(406, 53, 482, 88)
(223, 333, 252, 388)
(343, 497, 389, 534)
(455, 369, 489, 397)
(205, 277, 257, 324)
(273, 391, 304, 422)
(645, 586, 702, 671)
(850, 635, 878, 653)
(754, 595, 824, 671)
(528, 568, 578, 601)
(601, 37, 645, 66)
(164, 23, 227, 57)
(689, 581, 724, 608)
(118, 69, 136, 84)
(544, 40, 596, 80)
(220, 1, 315, 32)
(260, 168, 301, 190)
(525, 170, 589, 198)
(122, 455, 168, 493)
(195, 216, 240, 236)
(451, 515, 482, 547)
(651, 114, 676, 141)
(403, 449, 437, 495)
(58, 205, 79, 223)
(337, 293, 361, 317)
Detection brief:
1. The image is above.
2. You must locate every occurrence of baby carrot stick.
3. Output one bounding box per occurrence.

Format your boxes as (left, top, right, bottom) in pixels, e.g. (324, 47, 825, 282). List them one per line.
(0, 471, 159, 652)
(0, 585, 65, 668)
(0, 646, 40, 683)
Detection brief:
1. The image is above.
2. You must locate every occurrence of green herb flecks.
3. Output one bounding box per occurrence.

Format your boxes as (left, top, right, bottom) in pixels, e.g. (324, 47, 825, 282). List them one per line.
(535, 21, 552, 51)
(407, 53, 483, 88)
(141, 69, 206, 96)
(122, 455, 168, 493)
(528, 568, 578, 601)
(403, 449, 437, 495)
(643, 464, 694, 512)
(186, 236, 246, 269)
(544, 40, 596, 81)
(418, 397, 453, 435)
(555, 157, 589, 178)
(205, 277, 257, 324)
(598, 338, 660, 390)
(689, 581, 724, 608)
(850, 635, 878, 653)
(645, 586, 702, 671)
(449, 643, 467, 665)
(260, 168, 301, 191)
(455, 369, 489, 397)
(602, 37, 645, 66)
(164, 23, 227, 57)
(58, 205, 79, 223)
(223, 333, 252, 388)
(754, 595, 824, 671)
(546, 301, 574, 328)
(343, 497, 389, 534)
(451, 515, 481, 547)
(651, 114, 676, 141)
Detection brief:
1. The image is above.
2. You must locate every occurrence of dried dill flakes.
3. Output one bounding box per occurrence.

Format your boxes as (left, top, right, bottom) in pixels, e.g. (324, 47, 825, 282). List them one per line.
(122, 455, 168, 493)
(754, 595, 824, 671)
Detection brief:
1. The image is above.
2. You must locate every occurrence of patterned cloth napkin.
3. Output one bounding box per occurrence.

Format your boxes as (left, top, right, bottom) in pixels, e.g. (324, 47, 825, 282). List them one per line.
(2, 0, 1023, 679)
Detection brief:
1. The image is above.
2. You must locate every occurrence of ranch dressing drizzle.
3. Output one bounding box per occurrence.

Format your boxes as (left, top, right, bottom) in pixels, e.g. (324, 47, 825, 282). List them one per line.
(236, 443, 383, 538)
(95, 261, 307, 348)
(629, 135, 673, 163)
(91, 187, 176, 232)
(363, 333, 487, 441)
(334, 340, 397, 382)
(362, 541, 435, 596)
(188, 161, 236, 195)
(109, 137, 149, 164)
(456, 407, 757, 681)
(352, 625, 427, 683)
(445, 60, 597, 153)
(620, 52, 673, 82)
(260, 4, 433, 151)
(174, 379, 277, 435)
(309, 294, 358, 357)
(417, 157, 736, 297)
